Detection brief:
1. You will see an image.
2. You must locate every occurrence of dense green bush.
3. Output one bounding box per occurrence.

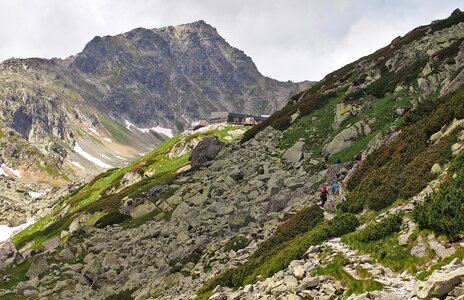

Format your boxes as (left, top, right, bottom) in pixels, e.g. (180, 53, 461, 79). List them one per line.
(414, 150, 464, 236)
(252, 205, 323, 257)
(95, 211, 127, 228)
(414, 187, 464, 236)
(355, 213, 403, 242)
(196, 212, 358, 299)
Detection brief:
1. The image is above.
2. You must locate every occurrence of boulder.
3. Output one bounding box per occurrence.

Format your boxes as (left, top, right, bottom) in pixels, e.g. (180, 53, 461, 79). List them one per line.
(415, 263, 464, 299)
(411, 237, 427, 258)
(282, 139, 306, 163)
(190, 137, 225, 170)
(42, 236, 60, 252)
(431, 163, 443, 174)
(333, 103, 356, 129)
(16, 276, 39, 296)
(323, 121, 370, 154)
(129, 201, 157, 219)
(26, 255, 49, 279)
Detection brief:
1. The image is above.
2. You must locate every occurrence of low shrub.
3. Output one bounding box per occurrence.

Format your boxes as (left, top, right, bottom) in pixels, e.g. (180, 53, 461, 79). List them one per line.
(252, 205, 324, 258)
(355, 213, 403, 242)
(429, 10, 464, 34)
(95, 211, 127, 228)
(196, 212, 358, 299)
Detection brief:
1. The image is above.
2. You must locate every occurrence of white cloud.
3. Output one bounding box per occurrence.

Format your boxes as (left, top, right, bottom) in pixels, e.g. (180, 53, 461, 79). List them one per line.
(0, 0, 462, 81)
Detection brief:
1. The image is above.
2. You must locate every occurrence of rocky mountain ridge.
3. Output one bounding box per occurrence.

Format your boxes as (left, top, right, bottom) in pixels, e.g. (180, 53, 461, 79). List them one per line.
(0, 20, 308, 224)
(1, 9, 464, 300)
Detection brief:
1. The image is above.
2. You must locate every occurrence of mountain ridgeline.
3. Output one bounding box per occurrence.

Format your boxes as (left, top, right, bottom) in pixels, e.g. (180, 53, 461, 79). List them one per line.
(0, 20, 308, 184)
(1, 9, 464, 300)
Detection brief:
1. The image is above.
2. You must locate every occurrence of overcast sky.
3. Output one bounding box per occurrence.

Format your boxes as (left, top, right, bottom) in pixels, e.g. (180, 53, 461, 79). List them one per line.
(0, 0, 462, 82)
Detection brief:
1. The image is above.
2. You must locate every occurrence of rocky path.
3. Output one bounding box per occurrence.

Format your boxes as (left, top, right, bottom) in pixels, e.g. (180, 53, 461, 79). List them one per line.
(209, 237, 416, 300)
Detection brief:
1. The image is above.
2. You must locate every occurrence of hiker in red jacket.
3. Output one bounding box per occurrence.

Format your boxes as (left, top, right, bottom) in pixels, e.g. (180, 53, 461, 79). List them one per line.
(320, 184, 328, 207)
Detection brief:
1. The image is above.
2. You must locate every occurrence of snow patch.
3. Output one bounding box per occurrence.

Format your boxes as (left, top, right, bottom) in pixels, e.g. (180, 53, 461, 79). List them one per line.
(28, 191, 46, 198)
(1, 164, 21, 178)
(101, 154, 111, 160)
(0, 220, 35, 242)
(71, 161, 85, 170)
(114, 155, 127, 161)
(74, 143, 112, 169)
(139, 126, 173, 138)
(104, 137, 112, 143)
(0, 166, 8, 177)
(88, 128, 100, 136)
(125, 119, 136, 132)
(124, 119, 173, 138)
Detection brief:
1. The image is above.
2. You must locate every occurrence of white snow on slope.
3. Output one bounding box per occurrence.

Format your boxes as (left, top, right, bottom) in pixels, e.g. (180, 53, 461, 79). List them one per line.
(125, 119, 136, 132)
(88, 128, 100, 136)
(124, 119, 173, 138)
(0, 220, 35, 242)
(29, 191, 46, 198)
(104, 137, 112, 143)
(139, 126, 173, 138)
(101, 154, 111, 160)
(71, 161, 85, 170)
(1, 164, 21, 178)
(0, 166, 8, 177)
(74, 143, 112, 169)
(114, 155, 127, 161)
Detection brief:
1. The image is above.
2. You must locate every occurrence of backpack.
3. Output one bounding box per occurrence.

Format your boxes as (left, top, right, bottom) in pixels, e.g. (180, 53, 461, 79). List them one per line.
(319, 186, 327, 193)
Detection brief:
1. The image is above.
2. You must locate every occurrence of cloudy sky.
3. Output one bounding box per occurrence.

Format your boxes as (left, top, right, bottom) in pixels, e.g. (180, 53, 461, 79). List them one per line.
(0, 0, 462, 81)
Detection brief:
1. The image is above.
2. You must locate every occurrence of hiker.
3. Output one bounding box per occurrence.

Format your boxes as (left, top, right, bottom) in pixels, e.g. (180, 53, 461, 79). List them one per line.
(319, 184, 328, 207)
(324, 150, 331, 162)
(331, 181, 340, 194)
(336, 157, 342, 164)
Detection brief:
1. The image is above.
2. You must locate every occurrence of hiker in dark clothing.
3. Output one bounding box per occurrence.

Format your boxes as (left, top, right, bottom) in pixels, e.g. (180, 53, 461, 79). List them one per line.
(319, 184, 328, 207)
(336, 157, 342, 164)
(324, 151, 331, 162)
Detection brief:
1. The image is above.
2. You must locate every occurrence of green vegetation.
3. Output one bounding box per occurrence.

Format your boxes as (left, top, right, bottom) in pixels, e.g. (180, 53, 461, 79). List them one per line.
(100, 115, 134, 144)
(341, 86, 464, 213)
(342, 233, 427, 274)
(354, 213, 404, 242)
(196, 211, 358, 299)
(414, 150, 464, 236)
(417, 247, 464, 280)
(280, 92, 342, 151)
(316, 254, 383, 297)
(0, 260, 32, 291)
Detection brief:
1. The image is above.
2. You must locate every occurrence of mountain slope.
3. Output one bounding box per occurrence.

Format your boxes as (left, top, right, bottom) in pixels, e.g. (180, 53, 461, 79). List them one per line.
(1, 9, 464, 300)
(0, 21, 309, 225)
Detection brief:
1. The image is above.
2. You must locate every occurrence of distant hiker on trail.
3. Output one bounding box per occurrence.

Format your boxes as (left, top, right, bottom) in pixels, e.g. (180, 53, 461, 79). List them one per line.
(319, 184, 328, 207)
(331, 181, 340, 194)
(324, 151, 331, 162)
(336, 157, 342, 164)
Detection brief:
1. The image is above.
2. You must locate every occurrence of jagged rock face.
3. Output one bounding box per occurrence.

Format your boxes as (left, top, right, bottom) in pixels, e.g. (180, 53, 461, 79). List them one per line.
(0, 21, 309, 183)
(69, 21, 309, 126)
